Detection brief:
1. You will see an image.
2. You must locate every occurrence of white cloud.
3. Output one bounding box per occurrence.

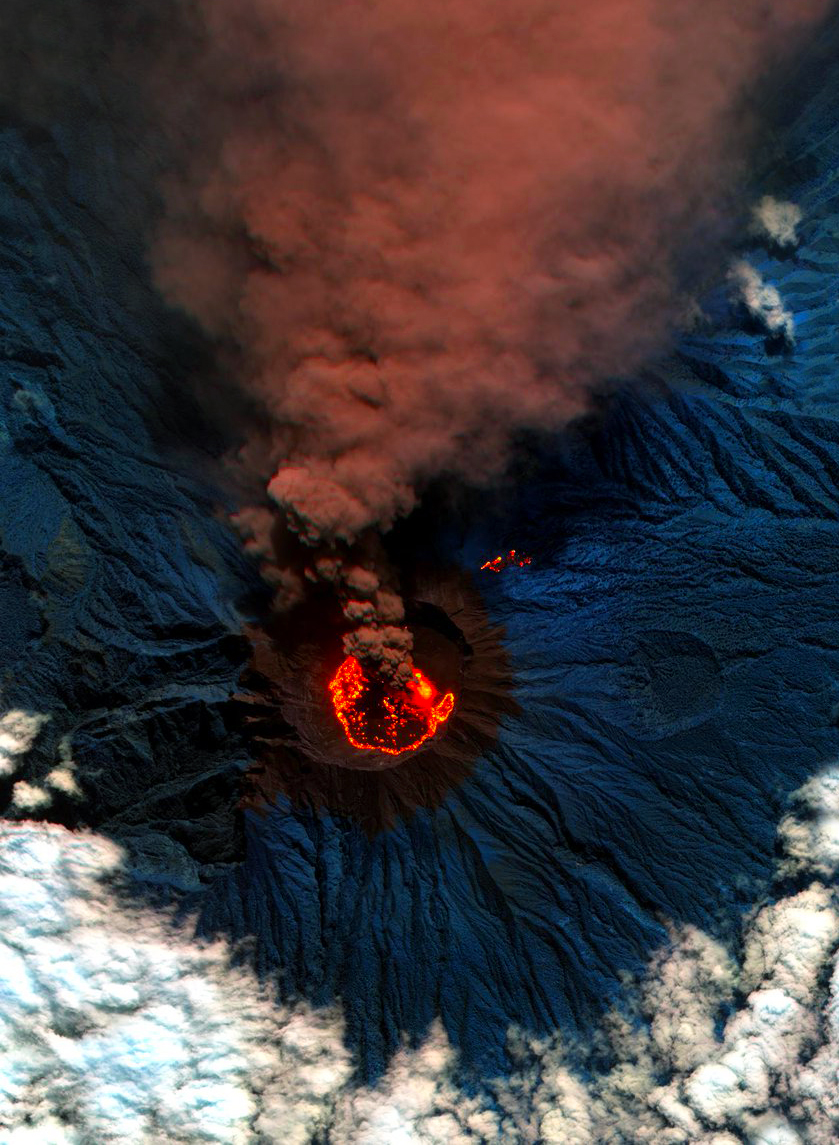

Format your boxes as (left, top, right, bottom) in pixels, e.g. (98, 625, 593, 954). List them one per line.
(0, 710, 79, 813)
(44, 766, 82, 798)
(329, 762, 839, 1145)
(729, 260, 795, 343)
(8, 725, 82, 812)
(751, 196, 803, 249)
(490, 763, 839, 1145)
(0, 709, 48, 776)
(741, 884, 839, 1000)
(643, 923, 735, 1072)
(11, 779, 51, 810)
(44, 736, 83, 800)
(4, 721, 839, 1145)
(328, 1022, 506, 1144)
(0, 821, 352, 1144)
(778, 766, 839, 879)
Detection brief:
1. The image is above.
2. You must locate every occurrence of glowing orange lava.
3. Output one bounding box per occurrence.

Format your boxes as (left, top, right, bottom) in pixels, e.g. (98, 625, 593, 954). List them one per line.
(480, 549, 532, 573)
(329, 656, 455, 756)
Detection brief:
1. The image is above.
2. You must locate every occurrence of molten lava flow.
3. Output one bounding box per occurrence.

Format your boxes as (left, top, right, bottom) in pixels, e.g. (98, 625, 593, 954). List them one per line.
(480, 549, 532, 573)
(329, 656, 455, 756)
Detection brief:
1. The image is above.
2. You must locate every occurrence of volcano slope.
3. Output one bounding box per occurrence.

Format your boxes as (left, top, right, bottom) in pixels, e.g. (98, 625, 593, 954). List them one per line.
(3, 15, 839, 1115)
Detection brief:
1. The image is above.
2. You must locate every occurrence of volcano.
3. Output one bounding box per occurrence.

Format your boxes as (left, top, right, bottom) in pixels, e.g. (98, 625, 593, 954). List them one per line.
(4, 0, 839, 1138)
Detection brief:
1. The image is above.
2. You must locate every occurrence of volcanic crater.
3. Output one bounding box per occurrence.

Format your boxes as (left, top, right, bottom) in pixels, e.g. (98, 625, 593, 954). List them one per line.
(236, 567, 518, 833)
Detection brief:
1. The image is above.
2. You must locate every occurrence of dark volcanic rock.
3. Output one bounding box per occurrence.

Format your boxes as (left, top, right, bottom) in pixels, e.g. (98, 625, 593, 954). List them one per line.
(5, 29, 839, 1092)
(199, 49, 839, 1079)
(0, 122, 255, 888)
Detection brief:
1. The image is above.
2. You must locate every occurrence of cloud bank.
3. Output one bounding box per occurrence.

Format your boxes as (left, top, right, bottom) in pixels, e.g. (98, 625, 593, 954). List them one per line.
(4, 745, 839, 1142)
(364, 764, 839, 1145)
(0, 820, 352, 1143)
(326, 763, 839, 1143)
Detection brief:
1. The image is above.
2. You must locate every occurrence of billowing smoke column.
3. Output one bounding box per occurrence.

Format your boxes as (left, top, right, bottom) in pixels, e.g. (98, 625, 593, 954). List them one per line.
(152, 0, 831, 680)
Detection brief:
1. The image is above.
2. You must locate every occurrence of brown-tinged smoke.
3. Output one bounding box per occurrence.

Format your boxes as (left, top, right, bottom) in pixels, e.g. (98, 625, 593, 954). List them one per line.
(0, 1, 831, 680)
(153, 0, 832, 513)
(147, 0, 830, 675)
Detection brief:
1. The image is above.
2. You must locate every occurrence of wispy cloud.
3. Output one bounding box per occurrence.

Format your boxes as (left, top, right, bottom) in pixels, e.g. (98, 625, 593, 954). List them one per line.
(729, 260, 796, 343)
(751, 196, 803, 249)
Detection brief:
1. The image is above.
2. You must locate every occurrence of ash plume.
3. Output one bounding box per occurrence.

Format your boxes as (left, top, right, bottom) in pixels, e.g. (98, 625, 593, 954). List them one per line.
(8, 0, 829, 681)
(145, 0, 832, 675)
